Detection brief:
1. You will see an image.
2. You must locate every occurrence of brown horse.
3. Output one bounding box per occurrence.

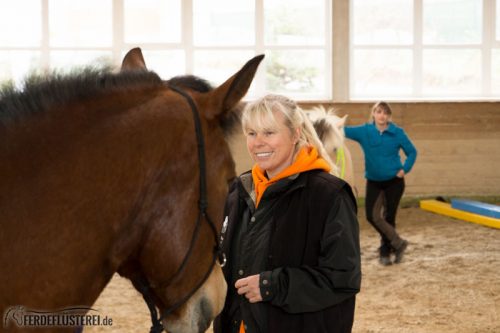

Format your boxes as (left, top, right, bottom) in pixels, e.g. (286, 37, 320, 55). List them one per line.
(0, 48, 263, 333)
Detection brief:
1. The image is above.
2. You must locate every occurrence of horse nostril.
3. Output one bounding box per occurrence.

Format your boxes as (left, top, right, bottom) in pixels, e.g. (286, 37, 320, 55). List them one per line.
(197, 297, 213, 333)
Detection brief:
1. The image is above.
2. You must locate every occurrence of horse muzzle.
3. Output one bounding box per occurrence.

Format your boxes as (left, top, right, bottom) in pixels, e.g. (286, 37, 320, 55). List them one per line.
(163, 265, 227, 333)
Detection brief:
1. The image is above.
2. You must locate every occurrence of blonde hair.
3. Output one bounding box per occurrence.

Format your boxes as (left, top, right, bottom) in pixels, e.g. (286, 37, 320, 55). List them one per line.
(242, 94, 338, 176)
(369, 101, 393, 122)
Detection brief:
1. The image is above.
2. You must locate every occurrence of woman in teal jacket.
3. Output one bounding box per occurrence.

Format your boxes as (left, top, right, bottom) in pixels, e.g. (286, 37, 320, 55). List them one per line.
(345, 101, 417, 266)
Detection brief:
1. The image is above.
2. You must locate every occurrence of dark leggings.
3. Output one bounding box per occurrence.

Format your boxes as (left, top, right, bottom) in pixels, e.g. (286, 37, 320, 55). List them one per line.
(365, 177, 405, 256)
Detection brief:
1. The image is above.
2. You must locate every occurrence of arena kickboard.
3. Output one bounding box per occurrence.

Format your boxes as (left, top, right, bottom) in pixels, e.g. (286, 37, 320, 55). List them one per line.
(419, 199, 500, 230)
(451, 199, 500, 219)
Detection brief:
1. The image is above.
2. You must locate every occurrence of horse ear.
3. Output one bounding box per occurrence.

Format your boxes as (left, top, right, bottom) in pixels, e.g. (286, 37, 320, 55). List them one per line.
(337, 114, 348, 128)
(121, 47, 148, 71)
(206, 54, 265, 119)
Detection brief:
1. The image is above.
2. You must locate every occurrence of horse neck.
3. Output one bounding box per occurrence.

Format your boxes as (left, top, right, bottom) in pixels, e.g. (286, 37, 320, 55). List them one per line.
(0, 90, 197, 309)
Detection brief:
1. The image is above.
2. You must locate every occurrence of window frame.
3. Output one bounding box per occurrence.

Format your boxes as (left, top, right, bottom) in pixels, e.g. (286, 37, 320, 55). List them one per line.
(0, 0, 498, 102)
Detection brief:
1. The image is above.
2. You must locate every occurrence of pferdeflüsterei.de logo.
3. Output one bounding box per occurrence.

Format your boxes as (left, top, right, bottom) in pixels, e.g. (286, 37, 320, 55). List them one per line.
(3, 306, 113, 329)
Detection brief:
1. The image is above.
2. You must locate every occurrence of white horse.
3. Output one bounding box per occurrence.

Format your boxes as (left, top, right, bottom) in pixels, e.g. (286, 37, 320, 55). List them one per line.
(306, 106, 357, 197)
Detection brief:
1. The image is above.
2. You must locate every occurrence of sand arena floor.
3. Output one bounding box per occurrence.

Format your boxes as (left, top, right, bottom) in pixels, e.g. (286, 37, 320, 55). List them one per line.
(87, 206, 500, 333)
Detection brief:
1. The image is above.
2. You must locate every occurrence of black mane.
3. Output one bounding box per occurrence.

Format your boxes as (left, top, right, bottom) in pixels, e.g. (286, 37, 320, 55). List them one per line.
(168, 74, 213, 93)
(0, 69, 242, 137)
(0, 67, 162, 126)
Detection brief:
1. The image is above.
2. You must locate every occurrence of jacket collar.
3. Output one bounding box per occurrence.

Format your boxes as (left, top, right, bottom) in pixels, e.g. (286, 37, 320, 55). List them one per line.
(236, 170, 311, 207)
(369, 121, 396, 134)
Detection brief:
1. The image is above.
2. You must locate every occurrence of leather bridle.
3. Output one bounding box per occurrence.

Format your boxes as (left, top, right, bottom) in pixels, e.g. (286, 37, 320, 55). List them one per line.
(136, 84, 226, 333)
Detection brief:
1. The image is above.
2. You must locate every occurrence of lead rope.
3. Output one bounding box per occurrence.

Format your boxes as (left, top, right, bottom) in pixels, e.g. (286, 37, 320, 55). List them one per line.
(136, 278, 164, 333)
(336, 146, 346, 179)
(169, 85, 208, 212)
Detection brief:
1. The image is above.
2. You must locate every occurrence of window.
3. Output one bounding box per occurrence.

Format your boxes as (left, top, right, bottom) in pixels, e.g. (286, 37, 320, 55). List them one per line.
(124, 0, 181, 44)
(351, 0, 500, 100)
(496, 0, 500, 40)
(263, 0, 329, 98)
(0, 0, 331, 100)
(49, 0, 112, 47)
(1, 1, 498, 101)
(0, 0, 42, 81)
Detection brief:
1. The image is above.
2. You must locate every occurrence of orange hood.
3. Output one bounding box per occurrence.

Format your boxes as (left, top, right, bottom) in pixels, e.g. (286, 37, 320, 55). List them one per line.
(252, 146, 331, 207)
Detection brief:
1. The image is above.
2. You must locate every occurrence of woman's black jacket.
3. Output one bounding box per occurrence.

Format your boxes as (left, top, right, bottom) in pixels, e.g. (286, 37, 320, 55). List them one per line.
(214, 169, 361, 333)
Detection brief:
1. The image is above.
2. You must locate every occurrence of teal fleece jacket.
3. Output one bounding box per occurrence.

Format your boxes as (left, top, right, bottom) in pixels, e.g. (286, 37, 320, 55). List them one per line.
(344, 122, 417, 181)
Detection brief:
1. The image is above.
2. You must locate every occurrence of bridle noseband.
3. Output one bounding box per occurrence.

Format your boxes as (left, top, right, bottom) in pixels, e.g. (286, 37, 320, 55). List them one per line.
(136, 84, 226, 333)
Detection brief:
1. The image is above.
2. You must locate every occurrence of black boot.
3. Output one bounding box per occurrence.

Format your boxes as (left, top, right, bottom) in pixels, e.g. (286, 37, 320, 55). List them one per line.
(379, 255, 392, 266)
(394, 240, 408, 264)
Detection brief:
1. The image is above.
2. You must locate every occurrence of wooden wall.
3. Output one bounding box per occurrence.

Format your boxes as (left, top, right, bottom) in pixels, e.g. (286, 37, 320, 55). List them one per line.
(228, 102, 500, 197)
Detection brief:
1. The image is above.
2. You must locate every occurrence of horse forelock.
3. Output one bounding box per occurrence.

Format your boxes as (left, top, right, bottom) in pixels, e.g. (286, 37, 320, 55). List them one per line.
(168, 75, 213, 93)
(307, 106, 345, 151)
(0, 67, 162, 127)
(166, 75, 242, 139)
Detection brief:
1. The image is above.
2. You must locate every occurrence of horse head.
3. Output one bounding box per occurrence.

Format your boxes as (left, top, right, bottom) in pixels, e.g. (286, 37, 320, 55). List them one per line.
(118, 48, 263, 333)
(306, 106, 347, 153)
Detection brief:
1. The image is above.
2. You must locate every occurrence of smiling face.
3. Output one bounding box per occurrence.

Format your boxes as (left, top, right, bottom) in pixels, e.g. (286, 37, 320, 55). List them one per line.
(245, 111, 299, 179)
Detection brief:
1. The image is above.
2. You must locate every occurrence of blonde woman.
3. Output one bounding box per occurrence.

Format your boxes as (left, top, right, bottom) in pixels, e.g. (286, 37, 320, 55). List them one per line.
(214, 94, 361, 333)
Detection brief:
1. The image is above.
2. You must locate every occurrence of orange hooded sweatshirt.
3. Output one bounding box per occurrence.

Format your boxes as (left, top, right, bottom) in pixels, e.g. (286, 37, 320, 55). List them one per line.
(251, 146, 331, 208)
